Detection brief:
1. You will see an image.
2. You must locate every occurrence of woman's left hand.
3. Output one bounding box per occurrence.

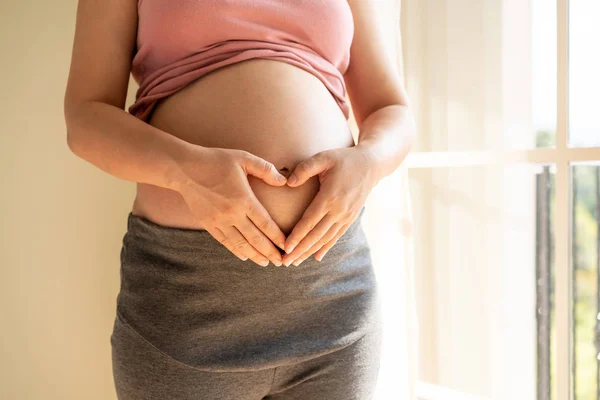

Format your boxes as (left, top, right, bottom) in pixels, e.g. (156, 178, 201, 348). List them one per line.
(282, 145, 380, 266)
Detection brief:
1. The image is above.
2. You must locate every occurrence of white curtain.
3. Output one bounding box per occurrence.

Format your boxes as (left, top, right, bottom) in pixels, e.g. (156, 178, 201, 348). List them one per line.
(391, 0, 539, 398)
(347, 1, 419, 399)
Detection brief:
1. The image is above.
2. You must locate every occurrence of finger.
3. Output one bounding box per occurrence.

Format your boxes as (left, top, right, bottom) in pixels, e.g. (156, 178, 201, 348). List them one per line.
(284, 192, 330, 254)
(246, 201, 287, 251)
(204, 225, 248, 262)
(221, 225, 270, 267)
(282, 214, 336, 266)
(287, 152, 333, 187)
(291, 220, 344, 265)
(241, 152, 288, 187)
(314, 222, 352, 262)
(236, 217, 283, 267)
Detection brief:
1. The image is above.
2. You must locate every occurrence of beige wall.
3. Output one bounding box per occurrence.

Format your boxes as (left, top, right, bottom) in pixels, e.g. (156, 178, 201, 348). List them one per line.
(1, 1, 135, 398)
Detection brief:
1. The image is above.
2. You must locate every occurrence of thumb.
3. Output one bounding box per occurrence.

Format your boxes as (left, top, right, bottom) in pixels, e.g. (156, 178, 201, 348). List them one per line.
(242, 153, 288, 186)
(287, 152, 332, 187)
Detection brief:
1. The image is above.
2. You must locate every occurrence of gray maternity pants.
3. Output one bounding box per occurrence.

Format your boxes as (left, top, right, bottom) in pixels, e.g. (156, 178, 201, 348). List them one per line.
(110, 206, 383, 399)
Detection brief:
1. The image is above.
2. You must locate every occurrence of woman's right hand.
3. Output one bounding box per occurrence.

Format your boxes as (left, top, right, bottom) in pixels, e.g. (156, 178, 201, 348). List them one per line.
(172, 145, 288, 267)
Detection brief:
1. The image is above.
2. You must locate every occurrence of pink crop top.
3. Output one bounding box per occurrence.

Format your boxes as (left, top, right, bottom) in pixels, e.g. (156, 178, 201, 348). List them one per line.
(128, 0, 355, 122)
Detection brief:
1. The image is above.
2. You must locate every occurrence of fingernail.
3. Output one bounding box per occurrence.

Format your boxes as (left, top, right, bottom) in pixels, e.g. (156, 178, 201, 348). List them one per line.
(287, 174, 298, 185)
(286, 243, 296, 254)
(273, 259, 282, 267)
(277, 174, 287, 183)
(283, 259, 293, 267)
(293, 259, 302, 266)
(260, 260, 269, 267)
(319, 250, 328, 261)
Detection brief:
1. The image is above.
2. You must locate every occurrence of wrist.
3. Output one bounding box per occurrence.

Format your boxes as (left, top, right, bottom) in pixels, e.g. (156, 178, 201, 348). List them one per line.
(162, 140, 206, 194)
(355, 141, 385, 184)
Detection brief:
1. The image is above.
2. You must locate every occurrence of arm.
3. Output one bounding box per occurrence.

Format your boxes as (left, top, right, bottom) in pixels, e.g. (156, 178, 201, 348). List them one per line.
(64, 0, 190, 192)
(345, 0, 416, 182)
(64, 0, 289, 267)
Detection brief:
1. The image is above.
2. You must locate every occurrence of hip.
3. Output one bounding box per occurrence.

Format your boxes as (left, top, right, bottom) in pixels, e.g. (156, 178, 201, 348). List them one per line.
(112, 205, 382, 371)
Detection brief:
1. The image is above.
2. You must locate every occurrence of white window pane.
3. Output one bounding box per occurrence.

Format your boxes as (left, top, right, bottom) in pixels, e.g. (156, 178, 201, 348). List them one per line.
(568, 1, 600, 148)
(532, 0, 557, 148)
(402, 0, 555, 151)
(409, 165, 556, 399)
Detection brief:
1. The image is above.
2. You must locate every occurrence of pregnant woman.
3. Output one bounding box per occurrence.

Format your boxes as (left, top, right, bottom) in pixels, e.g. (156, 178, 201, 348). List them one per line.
(64, 0, 415, 398)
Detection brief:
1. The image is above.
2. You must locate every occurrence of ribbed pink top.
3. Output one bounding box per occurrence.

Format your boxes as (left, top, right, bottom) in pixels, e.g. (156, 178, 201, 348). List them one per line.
(129, 0, 355, 122)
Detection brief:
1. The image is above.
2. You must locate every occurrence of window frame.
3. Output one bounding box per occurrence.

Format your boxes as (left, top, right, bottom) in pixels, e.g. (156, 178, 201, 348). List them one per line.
(405, 0, 600, 399)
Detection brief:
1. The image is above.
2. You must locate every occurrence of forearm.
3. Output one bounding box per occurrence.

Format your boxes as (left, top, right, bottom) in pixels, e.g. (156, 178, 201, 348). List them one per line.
(64, 101, 196, 192)
(355, 104, 416, 182)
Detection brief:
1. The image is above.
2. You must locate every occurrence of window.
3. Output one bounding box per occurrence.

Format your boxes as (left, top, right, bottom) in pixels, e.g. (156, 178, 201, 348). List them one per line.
(400, 0, 600, 399)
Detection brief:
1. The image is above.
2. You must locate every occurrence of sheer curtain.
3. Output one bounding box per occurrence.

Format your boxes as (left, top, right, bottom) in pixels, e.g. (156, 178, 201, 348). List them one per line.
(347, 1, 419, 399)
(393, 0, 541, 398)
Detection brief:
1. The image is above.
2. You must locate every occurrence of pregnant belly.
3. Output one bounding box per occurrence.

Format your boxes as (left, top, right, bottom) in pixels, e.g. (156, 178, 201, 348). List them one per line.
(131, 58, 355, 235)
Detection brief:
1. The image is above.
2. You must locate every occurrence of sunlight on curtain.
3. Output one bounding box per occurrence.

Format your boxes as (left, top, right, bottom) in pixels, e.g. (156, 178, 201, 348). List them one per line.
(347, 1, 419, 399)
(399, 0, 540, 399)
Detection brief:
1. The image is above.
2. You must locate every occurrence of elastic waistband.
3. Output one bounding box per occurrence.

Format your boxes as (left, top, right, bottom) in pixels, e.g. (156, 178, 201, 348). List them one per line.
(125, 206, 367, 251)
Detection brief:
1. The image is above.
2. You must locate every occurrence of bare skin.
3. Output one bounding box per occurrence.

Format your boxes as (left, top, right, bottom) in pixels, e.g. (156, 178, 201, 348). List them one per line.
(64, 0, 415, 268)
(135, 58, 355, 237)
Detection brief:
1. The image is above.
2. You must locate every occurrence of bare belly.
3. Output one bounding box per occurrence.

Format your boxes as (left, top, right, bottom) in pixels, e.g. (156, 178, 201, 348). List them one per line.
(131, 58, 355, 234)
